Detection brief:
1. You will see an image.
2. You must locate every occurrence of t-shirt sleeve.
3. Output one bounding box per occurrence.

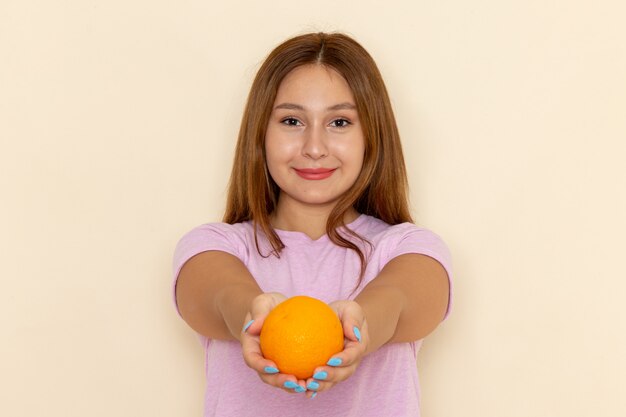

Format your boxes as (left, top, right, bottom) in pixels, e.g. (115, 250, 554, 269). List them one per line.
(384, 224, 454, 320)
(171, 223, 247, 316)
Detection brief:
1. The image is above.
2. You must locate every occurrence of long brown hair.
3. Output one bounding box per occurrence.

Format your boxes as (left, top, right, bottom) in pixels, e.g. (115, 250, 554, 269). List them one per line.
(223, 32, 413, 278)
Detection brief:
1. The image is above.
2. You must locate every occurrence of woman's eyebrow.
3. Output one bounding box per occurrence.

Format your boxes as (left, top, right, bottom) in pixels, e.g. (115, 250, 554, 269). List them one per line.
(273, 102, 357, 111)
(274, 103, 305, 111)
(327, 102, 356, 111)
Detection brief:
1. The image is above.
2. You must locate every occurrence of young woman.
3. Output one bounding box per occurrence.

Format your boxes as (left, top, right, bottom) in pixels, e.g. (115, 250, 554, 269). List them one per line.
(173, 32, 452, 416)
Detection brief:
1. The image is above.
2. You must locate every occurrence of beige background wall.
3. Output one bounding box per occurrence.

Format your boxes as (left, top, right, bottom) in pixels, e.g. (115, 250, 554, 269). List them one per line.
(1, 1, 624, 415)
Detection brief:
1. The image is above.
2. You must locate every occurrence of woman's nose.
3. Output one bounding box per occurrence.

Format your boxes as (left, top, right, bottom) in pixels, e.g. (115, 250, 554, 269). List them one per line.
(301, 124, 328, 159)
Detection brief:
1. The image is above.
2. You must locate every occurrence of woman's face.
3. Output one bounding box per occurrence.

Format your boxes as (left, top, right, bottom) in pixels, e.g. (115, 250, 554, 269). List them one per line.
(265, 64, 365, 212)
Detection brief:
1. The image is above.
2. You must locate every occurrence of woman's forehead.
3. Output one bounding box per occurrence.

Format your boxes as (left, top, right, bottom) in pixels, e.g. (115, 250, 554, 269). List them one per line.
(273, 65, 355, 109)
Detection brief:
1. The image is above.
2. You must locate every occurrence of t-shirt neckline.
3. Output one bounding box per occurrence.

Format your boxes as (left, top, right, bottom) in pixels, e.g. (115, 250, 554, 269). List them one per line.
(273, 214, 368, 243)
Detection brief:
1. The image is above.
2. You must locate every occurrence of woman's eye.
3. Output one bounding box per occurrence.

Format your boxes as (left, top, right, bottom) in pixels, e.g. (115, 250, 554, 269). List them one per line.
(281, 117, 301, 126)
(330, 118, 351, 128)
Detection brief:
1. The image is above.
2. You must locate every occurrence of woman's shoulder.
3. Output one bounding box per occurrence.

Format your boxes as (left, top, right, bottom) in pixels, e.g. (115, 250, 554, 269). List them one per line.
(179, 220, 254, 240)
(174, 220, 257, 260)
(356, 215, 450, 258)
(356, 214, 436, 239)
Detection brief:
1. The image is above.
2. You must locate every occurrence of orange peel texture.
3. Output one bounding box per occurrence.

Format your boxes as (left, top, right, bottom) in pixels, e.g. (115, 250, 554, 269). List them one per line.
(259, 295, 344, 379)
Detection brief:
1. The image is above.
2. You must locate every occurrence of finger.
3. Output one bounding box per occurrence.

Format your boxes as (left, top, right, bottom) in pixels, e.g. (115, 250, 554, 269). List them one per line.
(262, 376, 306, 395)
(326, 338, 366, 368)
(309, 341, 366, 387)
(241, 314, 280, 374)
(331, 300, 365, 343)
(241, 311, 262, 337)
(244, 356, 306, 394)
(247, 371, 304, 394)
(283, 379, 307, 394)
(307, 371, 333, 393)
(310, 363, 360, 389)
(241, 332, 275, 372)
(340, 314, 365, 344)
(244, 293, 288, 336)
(305, 377, 325, 395)
(244, 300, 272, 335)
(306, 390, 318, 399)
(311, 366, 353, 388)
(320, 329, 366, 372)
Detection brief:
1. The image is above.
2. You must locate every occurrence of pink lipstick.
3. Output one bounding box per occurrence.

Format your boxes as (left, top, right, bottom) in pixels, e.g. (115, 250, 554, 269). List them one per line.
(294, 168, 336, 180)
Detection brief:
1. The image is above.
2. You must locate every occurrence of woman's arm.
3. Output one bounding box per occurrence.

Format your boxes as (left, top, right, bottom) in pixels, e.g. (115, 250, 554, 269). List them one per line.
(175, 250, 263, 341)
(304, 252, 450, 396)
(355, 252, 450, 355)
(176, 250, 302, 393)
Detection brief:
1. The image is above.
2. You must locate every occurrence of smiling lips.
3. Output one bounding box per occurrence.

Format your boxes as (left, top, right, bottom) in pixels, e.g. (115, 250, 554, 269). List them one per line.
(294, 168, 337, 180)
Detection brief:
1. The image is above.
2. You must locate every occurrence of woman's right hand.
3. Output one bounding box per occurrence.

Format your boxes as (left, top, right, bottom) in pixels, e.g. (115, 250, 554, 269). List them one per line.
(240, 292, 309, 394)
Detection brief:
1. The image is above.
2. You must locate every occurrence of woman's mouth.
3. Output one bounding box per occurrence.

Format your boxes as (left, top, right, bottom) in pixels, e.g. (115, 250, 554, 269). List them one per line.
(294, 168, 337, 180)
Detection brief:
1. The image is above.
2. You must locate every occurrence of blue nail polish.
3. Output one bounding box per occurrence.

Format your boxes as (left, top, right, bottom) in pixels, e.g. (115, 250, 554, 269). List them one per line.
(313, 371, 328, 380)
(283, 381, 298, 389)
(327, 357, 342, 366)
(353, 325, 362, 342)
(307, 381, 320, 390)
(264, 366, 279, 374)
(311, 392, 318, 399)
(294, 386, 306, 393)
(243, 320, 254, 332)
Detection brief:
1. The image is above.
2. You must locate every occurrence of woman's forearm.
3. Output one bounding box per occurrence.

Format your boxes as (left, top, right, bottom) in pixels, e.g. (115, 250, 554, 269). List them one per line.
(354, 283, 405, 355)
(176, 250, 263, 340)
(215, 279, 264, 340)
(355, 253, 450, 354)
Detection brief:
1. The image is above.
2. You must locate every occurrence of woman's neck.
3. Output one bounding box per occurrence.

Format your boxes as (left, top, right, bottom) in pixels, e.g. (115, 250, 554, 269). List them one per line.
(270, 200, 359, 240)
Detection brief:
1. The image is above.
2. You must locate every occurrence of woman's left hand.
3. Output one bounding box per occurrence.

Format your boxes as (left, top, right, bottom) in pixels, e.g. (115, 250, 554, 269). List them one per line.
(303, 300, 368, 398)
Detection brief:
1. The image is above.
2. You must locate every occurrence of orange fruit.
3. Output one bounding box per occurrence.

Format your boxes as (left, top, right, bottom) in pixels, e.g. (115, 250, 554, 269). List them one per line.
(259, 295, 344, 379)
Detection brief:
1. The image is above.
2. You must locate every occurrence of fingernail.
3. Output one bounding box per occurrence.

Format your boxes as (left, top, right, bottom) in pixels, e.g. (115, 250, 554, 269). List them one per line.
(264, 366, 279, 374)
(243, 320, 254, 332)
(353, 325, 362, 342)
(307, 381, 320, 390)
(294, 386, 306, 393)
(326, 357, 342, 366)
(313, 371, 328, 380)
(283, 381, 298, 389)
(311, 392, 318, 399)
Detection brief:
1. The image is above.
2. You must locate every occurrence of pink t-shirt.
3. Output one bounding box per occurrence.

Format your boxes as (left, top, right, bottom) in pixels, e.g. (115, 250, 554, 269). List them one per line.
(172, 214, 452, 417)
